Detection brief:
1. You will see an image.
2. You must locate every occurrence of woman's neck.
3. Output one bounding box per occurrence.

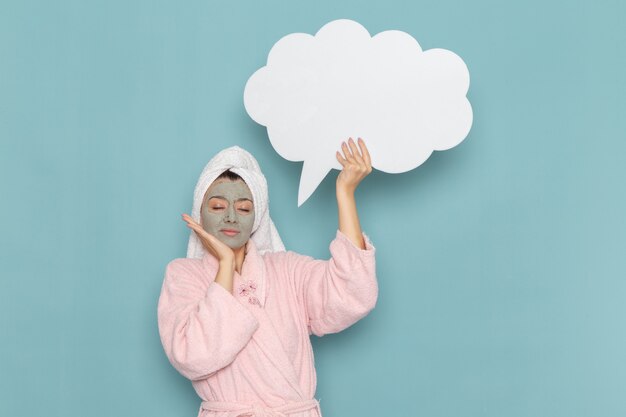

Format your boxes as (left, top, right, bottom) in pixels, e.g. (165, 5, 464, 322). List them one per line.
(233, 243, 247, 274)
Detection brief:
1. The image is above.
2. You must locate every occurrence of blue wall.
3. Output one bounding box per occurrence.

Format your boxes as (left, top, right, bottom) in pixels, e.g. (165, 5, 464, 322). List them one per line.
(1, 1, 625, 416)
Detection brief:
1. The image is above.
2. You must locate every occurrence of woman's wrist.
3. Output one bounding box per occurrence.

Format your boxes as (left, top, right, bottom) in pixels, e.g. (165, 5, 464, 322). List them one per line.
(336, 185, 365, 249)
(219, 257, 236, 273)
(215, 261, 235, 294)
(336, 184, 356, 199)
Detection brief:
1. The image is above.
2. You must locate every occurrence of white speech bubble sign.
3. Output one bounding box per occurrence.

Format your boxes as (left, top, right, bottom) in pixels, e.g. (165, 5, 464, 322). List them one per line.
(244, 19, 473, 206)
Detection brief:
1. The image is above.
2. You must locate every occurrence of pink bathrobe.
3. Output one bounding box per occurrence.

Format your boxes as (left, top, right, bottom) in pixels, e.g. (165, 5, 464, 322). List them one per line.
(158, 229, 377, 417)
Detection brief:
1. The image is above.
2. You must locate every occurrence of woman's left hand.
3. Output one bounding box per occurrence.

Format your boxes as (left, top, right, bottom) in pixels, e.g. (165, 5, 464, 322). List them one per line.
(336, 137, 373, 194)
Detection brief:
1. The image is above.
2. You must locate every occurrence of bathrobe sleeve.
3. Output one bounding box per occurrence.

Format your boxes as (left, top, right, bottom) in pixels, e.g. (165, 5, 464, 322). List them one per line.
(157, 258, 260, 381)
(288, 229, 378, 337)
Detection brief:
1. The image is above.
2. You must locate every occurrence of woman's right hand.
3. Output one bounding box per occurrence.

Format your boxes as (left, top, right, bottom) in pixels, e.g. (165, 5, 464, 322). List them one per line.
(182, 214, 235, 269)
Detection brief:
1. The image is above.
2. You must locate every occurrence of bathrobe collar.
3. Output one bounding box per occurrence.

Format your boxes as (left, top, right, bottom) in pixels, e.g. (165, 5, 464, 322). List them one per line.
(201, 238, 267, 308)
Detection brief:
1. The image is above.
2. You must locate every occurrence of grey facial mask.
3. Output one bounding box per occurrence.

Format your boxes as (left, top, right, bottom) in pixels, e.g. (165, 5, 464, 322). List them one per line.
(200, 179, 255, 250)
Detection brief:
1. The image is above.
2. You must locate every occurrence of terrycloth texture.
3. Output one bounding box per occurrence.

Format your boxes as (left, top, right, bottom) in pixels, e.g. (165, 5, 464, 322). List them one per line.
(158, 229, 378, 417)
(186, 146, 285, 258)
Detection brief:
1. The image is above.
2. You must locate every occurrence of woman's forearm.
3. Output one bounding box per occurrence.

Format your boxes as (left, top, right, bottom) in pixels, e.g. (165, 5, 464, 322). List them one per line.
(337, 187, 365, 249)
(214, 260, 235, 294)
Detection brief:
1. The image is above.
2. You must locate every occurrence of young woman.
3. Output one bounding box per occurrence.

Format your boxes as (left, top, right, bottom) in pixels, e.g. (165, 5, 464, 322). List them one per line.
(158, 138, 378, 417)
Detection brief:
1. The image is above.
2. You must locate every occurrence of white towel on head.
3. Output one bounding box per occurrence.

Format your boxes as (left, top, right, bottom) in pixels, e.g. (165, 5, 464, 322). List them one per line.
(186, 146, 285, 258)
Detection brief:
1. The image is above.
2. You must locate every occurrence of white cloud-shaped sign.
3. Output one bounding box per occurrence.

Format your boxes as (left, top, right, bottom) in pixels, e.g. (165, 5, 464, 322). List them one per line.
(244, 19, 472, 206)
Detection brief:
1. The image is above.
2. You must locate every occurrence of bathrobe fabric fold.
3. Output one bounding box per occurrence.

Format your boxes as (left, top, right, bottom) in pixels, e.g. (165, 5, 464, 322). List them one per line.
(157, 229, 378, 417)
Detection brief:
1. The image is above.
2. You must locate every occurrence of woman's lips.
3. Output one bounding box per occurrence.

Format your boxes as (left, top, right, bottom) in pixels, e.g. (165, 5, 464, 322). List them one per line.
(220, 229, 240, 237)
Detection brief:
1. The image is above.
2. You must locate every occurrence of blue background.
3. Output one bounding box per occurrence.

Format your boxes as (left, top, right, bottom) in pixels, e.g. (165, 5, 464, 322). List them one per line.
(1, 1, 625, 416)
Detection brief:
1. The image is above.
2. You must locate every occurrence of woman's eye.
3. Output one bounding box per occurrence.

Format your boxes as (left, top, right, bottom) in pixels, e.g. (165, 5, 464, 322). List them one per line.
(238, 208, 251, 213)
(211, 206, 225, 210)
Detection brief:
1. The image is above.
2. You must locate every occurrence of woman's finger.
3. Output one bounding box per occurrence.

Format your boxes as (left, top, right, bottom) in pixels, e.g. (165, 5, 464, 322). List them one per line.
(182, 213, 198, 226)
(187, 223, 220, 257)
(348, 138, 365, 166)
(181, 214, 230, 260)
(187, 222, 206, 238)
(336, 151, 347, 166)
(341, 141, 355, 163)
(184, 218, 210, 239)
(357, 137, 372, 168)
(182, 214, 215, 244)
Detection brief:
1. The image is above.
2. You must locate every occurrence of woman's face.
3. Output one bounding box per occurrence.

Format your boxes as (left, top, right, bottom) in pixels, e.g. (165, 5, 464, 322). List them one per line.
(200, 178, 255, 250)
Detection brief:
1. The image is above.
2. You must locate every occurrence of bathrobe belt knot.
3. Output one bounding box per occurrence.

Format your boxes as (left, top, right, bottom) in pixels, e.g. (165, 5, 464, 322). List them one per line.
(200, 398, 321, 417)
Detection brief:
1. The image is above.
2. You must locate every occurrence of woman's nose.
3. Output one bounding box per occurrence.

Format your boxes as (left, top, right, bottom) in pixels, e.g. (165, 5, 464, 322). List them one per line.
(224, 206, 237, 223)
